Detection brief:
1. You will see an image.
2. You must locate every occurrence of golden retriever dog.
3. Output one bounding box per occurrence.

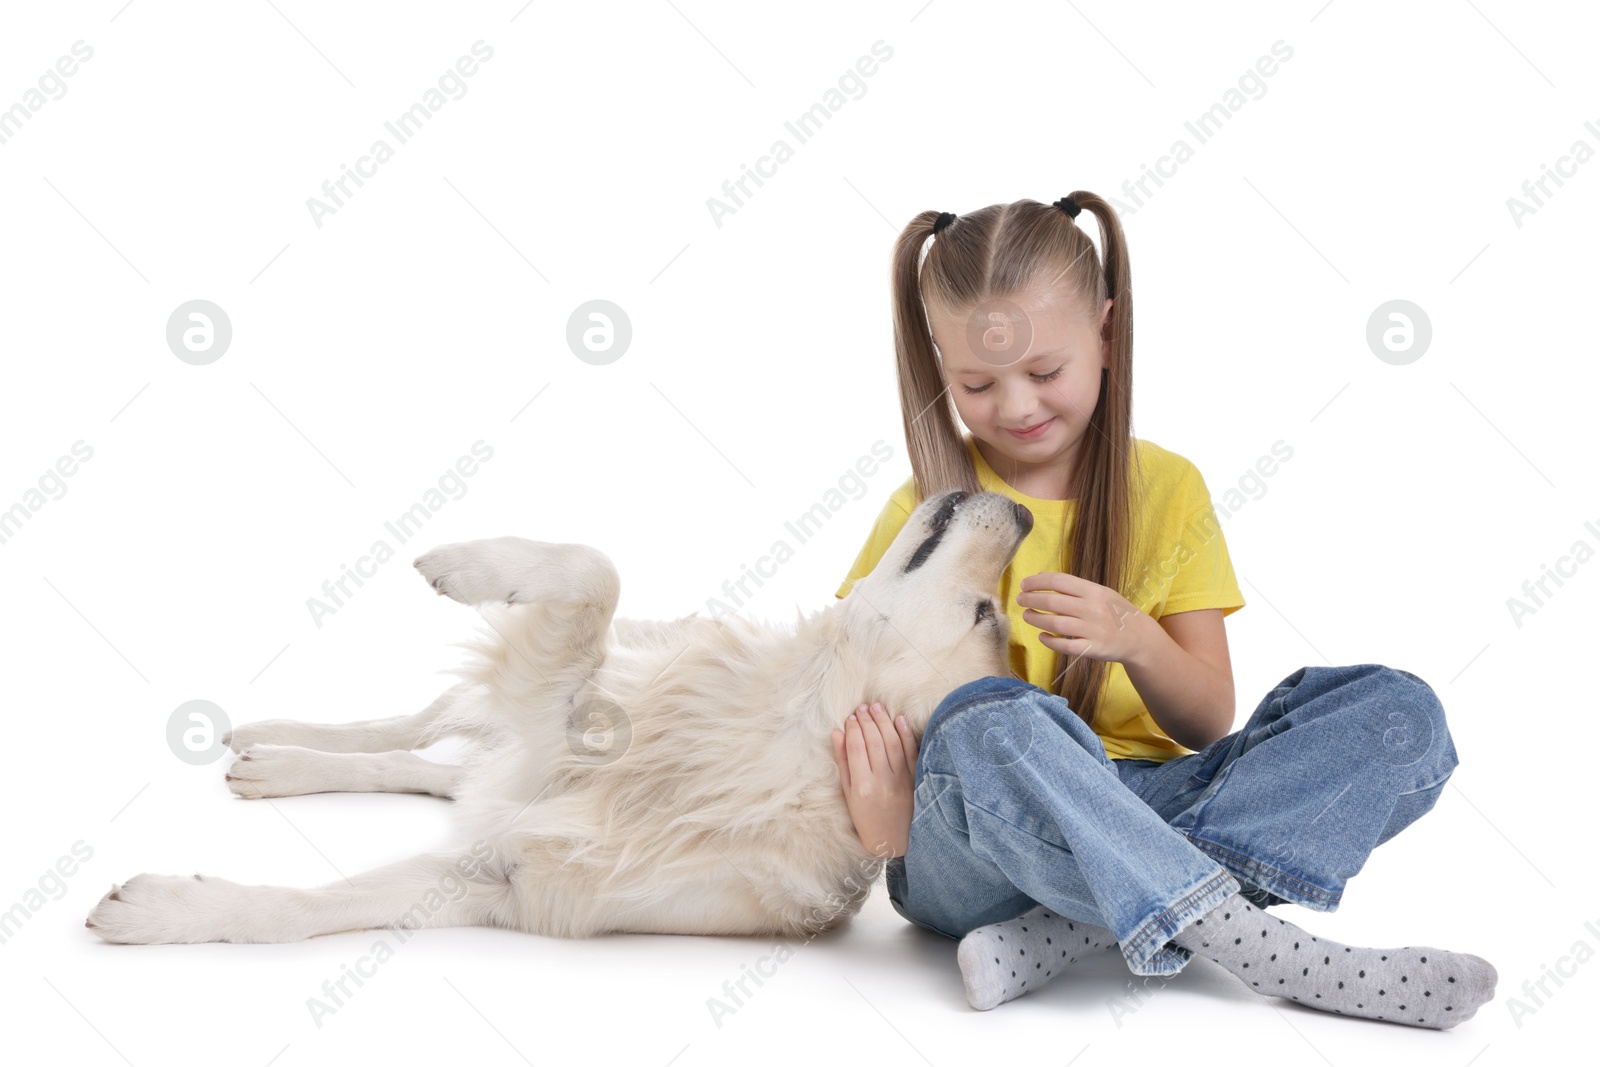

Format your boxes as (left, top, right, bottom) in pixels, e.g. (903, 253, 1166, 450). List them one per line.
(85, 489, 1032, 944)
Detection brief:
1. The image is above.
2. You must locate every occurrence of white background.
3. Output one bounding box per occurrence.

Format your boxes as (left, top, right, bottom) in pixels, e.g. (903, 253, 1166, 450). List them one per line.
(1, 1, 1594, 1064)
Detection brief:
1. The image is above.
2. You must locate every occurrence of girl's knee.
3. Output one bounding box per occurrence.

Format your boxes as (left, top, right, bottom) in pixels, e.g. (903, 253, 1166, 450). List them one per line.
(1321, 665, 1457, 778)
(1375, 666, 1453, 756)
(928, 675, 1036, 723)
(923, 676, 1106, 769)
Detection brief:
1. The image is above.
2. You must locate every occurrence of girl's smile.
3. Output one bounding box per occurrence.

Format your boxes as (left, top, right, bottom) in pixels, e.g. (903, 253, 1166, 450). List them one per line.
(1005, 416, 1056, 439)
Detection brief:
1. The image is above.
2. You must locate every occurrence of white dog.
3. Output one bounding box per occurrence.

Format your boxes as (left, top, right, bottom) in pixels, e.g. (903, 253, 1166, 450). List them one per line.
(86, 489, 1032, 944)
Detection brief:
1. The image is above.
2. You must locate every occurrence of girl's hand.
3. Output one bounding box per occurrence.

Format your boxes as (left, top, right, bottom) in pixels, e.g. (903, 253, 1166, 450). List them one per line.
(1017, 571, 1156, 665)
(830, 702, 919, 859)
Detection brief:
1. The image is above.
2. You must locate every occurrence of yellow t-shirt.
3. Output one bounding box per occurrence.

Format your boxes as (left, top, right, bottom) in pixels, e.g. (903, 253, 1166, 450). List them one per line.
(835, 434, 1245, 761)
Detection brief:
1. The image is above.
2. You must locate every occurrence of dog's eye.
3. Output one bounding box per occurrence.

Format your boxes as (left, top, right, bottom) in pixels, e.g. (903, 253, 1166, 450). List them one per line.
(973, 599, 996, 626)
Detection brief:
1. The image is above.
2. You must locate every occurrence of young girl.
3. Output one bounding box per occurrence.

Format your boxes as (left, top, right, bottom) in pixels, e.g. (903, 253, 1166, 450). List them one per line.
(828, 193, 1496, 1029)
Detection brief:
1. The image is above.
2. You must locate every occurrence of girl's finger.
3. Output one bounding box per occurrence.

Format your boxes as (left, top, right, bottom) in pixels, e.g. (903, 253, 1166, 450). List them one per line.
(1034, 570, 1080, 593)
(1020, 591, 1072, 617)
(856, 705, 887, 774)
(843, 712, 871, 775)
(831, 728, 850, 790)
(1023, 605, 1082, 633)
(896, 714, 919, 764)
(866, 703, 900, 775)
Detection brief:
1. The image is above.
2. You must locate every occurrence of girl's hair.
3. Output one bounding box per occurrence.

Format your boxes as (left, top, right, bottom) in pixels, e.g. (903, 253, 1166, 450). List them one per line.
(889, 193, 1141, 729)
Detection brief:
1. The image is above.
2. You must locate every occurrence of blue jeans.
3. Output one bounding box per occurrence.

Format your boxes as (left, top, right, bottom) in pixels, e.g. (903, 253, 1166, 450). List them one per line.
(885, 664, 1458, 976)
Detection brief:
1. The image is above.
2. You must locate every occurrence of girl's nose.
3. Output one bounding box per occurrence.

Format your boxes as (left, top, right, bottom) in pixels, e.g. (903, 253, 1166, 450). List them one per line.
(999, 397, 1039, 422)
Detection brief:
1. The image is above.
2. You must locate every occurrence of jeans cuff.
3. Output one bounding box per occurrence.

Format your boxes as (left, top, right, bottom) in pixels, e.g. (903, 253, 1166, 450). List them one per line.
(1120, 868, 1240, 977)
(1185, 835, 1342, 912)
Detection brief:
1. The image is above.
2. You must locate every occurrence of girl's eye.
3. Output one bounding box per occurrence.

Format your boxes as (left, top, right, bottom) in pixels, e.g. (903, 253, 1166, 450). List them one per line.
(960, 368, 1063, 395)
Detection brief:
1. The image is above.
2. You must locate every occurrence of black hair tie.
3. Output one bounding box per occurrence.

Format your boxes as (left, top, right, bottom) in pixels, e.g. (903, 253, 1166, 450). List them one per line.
(1053, 196, 1082, 219)
(933, 211, 957, 234)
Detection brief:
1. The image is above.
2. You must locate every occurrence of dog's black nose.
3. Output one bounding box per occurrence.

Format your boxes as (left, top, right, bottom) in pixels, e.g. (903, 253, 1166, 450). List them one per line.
(1011, 501, 1033, 534)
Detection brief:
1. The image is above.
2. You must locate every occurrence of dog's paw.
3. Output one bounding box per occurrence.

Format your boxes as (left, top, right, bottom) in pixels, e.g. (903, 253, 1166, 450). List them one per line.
(222, 720, 289, 752)
(413, 540, 528, 606)
(85, 873, 238, 944)
(226, 745, 317, 798)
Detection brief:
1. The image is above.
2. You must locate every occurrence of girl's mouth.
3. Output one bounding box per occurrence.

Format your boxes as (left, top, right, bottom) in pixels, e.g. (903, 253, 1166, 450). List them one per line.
(1006, 417, 1055, 440)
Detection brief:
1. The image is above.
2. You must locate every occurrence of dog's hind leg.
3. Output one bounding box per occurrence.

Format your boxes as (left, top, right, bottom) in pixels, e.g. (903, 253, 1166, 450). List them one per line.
(223, 681, 476, 754)
(225, 746, 463, 799)
(86, 840, 519, 945)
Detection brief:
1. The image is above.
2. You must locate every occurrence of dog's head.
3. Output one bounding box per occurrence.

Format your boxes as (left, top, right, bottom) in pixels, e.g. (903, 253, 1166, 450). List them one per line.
(838, 489, 1034, 737)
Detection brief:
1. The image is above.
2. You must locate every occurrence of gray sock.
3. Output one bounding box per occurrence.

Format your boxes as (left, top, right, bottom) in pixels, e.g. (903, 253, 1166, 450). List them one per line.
(955, 904, 1118, 1010)
(1170, 893, 1497, 1029)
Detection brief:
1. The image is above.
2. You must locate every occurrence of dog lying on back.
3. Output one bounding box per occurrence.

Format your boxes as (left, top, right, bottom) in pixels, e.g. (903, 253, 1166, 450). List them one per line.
(86, 489, 1032, 944)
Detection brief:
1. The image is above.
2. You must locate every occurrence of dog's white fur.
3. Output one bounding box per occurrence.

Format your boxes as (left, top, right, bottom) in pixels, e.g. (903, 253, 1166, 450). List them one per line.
(86, 489, 1032, 944)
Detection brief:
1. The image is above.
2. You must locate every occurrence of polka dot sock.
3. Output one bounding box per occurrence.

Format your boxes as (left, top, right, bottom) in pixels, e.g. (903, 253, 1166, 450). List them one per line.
(954, 904, 1118, 1010)
(1169, 893, 1497, 1029)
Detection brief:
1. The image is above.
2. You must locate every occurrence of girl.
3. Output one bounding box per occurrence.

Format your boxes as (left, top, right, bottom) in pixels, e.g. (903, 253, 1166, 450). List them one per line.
(829, 193, 1496, 1029)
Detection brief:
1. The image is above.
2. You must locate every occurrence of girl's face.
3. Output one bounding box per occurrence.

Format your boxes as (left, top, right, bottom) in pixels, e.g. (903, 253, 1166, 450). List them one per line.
(929, 288, 1113, 481)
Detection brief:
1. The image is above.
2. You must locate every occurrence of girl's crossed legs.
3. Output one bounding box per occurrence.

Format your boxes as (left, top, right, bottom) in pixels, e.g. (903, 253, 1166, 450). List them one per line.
(886, 664, 1497, 1028)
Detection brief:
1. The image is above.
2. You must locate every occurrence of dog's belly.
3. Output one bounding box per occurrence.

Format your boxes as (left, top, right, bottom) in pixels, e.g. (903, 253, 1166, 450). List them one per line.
(452, 614, 887, 937)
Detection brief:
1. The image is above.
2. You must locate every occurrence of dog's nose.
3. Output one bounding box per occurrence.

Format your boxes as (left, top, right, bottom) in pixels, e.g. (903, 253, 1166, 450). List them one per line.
(1011, 501, 1033, 534)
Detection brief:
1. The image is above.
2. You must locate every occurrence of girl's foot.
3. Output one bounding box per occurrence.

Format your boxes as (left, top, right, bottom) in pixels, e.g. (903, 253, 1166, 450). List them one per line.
(955, 904, 1117, 1009)
(1170, 893, 1497, 1029)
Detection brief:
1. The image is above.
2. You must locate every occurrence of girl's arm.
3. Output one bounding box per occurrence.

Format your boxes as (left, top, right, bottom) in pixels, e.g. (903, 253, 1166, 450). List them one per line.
(1017, 571, 1235, 751)
(1121, 607, 1235, 750)
(830, 702, 919, 858)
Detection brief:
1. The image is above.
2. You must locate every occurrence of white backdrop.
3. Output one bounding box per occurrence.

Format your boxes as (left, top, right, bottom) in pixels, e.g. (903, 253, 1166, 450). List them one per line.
(1, 2, 1593, 1065)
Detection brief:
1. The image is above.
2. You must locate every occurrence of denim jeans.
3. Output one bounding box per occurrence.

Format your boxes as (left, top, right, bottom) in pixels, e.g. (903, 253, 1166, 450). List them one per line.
(885, 664, 1458, 976)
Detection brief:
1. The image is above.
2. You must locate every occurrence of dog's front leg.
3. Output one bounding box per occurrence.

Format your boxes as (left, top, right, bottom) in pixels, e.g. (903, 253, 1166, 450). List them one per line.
(223, 681, 474, 754)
